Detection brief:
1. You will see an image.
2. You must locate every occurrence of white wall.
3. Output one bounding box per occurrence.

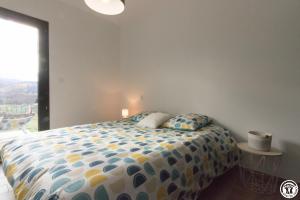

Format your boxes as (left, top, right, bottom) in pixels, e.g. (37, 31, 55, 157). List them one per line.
(1, 0, 299, 181)
(120, 0, 300, 180)
(0, 0, 121, 128)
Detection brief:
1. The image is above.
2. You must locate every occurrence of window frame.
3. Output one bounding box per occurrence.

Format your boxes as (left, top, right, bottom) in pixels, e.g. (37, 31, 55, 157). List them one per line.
(0, 7, 50, 131)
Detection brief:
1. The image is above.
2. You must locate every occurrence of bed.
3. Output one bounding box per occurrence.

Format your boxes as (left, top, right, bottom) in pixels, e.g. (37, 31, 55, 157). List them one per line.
(1, 119, 239, 200)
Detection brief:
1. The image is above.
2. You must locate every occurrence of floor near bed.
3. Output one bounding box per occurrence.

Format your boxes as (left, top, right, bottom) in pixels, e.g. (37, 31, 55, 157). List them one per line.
(0, 166, 290, 200)
(199, 167, 287, 200)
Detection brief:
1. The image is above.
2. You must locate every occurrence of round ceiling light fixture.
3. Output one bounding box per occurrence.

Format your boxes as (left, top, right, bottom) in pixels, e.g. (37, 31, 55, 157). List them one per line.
(84, 0, 125, 15)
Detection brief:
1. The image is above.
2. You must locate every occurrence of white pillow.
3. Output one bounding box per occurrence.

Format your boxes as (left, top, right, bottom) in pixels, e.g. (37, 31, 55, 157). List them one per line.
(136, 112, 173, 129)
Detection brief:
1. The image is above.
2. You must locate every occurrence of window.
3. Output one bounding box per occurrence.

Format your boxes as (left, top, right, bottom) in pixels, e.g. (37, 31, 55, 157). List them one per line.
(0, 7, 49, 131)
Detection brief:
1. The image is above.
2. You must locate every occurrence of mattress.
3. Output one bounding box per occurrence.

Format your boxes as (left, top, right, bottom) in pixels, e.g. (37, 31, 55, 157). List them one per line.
(1, 120, 239, 200)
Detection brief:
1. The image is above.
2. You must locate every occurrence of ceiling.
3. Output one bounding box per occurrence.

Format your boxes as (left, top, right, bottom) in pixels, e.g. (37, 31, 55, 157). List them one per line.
(58, 0, 154, 26)
(58, 0, 122, 25)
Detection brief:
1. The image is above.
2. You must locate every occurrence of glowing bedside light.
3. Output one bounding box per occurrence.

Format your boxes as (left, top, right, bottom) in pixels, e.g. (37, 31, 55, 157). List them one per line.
(122, 109, 129, 118)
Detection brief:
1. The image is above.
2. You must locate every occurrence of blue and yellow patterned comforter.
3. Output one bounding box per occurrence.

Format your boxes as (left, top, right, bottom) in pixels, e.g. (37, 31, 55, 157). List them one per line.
(1, 120, 238, 200)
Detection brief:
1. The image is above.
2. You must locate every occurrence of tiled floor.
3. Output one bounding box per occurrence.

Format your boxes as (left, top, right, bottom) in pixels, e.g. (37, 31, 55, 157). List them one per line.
(0, 165, 15, 200)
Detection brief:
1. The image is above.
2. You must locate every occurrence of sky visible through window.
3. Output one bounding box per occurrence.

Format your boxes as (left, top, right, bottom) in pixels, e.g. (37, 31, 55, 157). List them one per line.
(0, 18, 39, 82)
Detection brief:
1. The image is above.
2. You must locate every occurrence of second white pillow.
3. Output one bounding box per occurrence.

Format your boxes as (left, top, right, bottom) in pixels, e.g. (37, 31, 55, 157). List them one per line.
(136, 112, 172, 129)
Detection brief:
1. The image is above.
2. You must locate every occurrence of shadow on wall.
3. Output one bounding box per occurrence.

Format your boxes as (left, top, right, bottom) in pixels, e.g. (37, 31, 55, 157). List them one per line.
(281, 140, 300, 182)
(212, 119, 244, 142)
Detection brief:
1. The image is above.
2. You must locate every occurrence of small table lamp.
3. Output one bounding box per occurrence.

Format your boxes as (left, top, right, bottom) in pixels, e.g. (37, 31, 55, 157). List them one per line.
(122, 109, 129, 118)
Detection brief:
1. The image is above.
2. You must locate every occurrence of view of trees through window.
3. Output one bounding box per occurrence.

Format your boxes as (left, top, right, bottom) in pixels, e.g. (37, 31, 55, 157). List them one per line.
(0, 17, 39, 132)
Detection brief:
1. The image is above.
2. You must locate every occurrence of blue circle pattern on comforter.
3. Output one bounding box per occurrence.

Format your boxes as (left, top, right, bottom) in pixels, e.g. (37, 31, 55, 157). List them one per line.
(0, 120, 239, 200)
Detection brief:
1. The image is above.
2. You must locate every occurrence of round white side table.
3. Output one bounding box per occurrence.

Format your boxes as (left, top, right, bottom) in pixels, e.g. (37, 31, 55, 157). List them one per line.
(237, 142, 283, 194)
